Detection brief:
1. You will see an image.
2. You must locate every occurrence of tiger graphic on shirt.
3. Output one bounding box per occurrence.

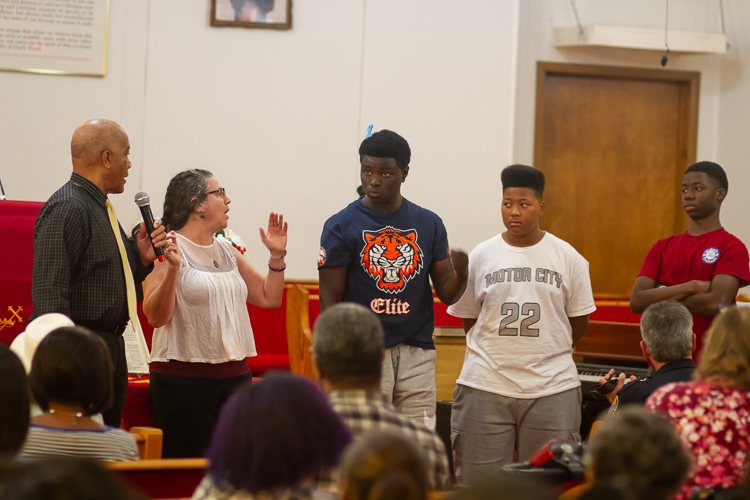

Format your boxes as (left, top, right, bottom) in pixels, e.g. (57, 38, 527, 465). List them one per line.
(360, 226, 423, 294)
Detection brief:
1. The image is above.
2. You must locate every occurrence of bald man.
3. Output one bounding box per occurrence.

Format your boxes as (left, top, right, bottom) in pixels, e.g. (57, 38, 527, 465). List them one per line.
(31, 119, 167, 427)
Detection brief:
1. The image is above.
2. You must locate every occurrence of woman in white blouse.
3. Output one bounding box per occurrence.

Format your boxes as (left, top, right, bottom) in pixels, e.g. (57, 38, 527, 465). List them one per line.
(143, 169, 287, 458)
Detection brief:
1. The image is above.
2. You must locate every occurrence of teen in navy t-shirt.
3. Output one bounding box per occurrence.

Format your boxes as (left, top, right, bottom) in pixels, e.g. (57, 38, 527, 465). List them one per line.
(320, 198, 449, 349)
(318, 129, 468, 426)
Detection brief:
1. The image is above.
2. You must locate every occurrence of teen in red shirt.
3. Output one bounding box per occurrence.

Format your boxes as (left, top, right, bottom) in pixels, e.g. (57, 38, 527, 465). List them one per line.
(631, 161, 750, 355)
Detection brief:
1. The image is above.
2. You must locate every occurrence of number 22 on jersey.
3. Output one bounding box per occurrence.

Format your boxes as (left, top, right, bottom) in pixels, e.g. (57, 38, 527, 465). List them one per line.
(498, 302, 541, 337)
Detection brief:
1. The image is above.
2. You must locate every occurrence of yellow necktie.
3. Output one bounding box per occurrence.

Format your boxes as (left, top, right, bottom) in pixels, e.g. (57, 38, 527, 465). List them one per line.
(105, 199, 143, 341)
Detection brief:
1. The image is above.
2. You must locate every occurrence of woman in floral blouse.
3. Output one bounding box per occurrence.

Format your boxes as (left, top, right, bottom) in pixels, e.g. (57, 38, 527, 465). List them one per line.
(646, 305, 750, 500)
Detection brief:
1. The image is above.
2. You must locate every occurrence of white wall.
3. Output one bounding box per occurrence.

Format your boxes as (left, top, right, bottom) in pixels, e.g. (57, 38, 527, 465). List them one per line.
(717, 1, 750, 257)
(0, 0, 519, 279)
(2, 0, 748, 285)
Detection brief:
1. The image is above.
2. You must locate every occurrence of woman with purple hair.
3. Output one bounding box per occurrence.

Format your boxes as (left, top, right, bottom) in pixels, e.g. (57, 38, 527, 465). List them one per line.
(191, 373, 352, 500)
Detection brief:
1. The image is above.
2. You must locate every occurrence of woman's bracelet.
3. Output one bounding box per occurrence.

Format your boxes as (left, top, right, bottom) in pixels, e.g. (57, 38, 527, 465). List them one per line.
(269, 250, 287, 260)
(268, 260, 286, 272)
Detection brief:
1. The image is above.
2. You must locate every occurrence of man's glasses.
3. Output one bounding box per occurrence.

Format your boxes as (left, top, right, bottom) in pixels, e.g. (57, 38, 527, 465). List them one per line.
(206, 187, 227, 200)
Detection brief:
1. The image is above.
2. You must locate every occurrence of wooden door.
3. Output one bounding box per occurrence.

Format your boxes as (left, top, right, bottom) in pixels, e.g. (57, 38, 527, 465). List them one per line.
(534, 63, 699, 297)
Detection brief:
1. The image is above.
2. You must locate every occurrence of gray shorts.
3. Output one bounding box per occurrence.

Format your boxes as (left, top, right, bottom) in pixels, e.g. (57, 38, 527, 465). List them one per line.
(451, 383, 582, 484)
(380, 344, 437, 428)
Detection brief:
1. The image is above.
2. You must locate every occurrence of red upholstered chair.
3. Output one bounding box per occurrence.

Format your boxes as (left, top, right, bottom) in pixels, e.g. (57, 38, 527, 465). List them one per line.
(247, 295, 290, 374)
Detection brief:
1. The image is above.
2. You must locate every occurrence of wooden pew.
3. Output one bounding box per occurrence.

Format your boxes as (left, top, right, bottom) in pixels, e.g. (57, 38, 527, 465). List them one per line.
(107, 458, 207, 500)
(129, 426, 163, 460)
(286, 284, 315, 379)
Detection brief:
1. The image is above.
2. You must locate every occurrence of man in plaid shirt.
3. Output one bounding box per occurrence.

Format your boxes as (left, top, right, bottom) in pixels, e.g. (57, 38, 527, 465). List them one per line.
(313, 303, 450, 491)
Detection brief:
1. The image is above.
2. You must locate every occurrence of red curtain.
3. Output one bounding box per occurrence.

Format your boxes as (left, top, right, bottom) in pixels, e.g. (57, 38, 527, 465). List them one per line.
(0, 201, 42, 346)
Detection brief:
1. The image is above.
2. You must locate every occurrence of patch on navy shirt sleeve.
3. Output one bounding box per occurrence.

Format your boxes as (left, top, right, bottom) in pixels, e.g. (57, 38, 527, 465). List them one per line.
(318, 246, 327, 266)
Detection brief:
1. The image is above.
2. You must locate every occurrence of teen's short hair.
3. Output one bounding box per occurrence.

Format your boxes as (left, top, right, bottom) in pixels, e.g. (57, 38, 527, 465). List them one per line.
(501, 164, 545, 198)
(29, 326, 113, 416)
(588, 406, 691, 500)
(0, 344, 29, 459)
(207, 373, 352, 493)
(359, 130, 411, 169)
(312, 303, 385, 385)
(685, 161, 729, 193)
(640, 301, 693, 363)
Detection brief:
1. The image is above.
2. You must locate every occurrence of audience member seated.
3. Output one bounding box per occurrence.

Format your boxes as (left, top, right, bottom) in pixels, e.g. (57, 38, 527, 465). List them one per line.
(18, 326, 139, 461)
(5, 313, 109, 425)
(311, 303, 450, 492)
(192, 373, 351, 500)
(599, 301, 697, 411)
(0, 344, 29, 460)
(0, 458, 146, 500)
(339, 431, 428, 500)
(10, 313, 75, 373)
(445, 472, 557, 500)
(584, 406, 691, 500)
(647, 305, 750, 499)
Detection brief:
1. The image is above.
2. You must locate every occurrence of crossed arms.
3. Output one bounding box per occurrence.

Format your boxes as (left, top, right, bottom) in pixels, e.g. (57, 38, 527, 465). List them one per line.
(630, 274, 740, 317)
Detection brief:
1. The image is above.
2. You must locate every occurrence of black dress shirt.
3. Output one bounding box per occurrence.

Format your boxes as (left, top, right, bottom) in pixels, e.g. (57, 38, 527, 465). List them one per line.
(610, 358, 697, 412)
(31, 173, 153, 333)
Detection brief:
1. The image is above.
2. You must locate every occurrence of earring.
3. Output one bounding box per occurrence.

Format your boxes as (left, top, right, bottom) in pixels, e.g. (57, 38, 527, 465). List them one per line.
(200, 212, 205, 219)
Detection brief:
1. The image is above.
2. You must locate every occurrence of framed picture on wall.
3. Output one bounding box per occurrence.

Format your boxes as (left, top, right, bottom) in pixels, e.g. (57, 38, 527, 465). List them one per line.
(210, 0, 292, 30)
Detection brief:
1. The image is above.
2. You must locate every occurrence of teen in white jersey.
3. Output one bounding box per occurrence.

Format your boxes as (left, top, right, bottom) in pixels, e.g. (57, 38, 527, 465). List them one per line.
(448, 165, 596, 483)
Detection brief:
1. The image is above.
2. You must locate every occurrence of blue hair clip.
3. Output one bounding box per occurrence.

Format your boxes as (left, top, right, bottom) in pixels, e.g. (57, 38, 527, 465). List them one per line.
(364, 124, 374, 140)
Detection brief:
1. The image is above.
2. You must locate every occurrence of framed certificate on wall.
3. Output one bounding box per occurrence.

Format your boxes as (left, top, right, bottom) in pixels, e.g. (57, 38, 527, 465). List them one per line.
(0, 0, 110, 77)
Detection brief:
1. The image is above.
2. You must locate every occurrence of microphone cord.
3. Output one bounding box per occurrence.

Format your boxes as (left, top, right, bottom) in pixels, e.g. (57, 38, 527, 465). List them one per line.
(661, 0, 670, 67)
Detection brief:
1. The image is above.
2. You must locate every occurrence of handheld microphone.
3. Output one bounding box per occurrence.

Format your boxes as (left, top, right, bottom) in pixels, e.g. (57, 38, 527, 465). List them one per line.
(134, 191, 165, 262)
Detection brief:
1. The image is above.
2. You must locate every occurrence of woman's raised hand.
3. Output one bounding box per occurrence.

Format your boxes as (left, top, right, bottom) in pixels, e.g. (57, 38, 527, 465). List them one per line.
(259, 212, 287, 256)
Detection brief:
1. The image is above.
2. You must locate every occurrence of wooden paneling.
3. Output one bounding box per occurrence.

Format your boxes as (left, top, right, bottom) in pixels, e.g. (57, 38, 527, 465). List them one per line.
(534, 63, 699, 297)
(434, 336, 466, 401)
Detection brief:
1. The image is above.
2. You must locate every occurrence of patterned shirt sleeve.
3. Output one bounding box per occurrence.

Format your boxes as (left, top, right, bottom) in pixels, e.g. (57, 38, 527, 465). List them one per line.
(31, 175, 153, 328)
(31, 198, 90, 317)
